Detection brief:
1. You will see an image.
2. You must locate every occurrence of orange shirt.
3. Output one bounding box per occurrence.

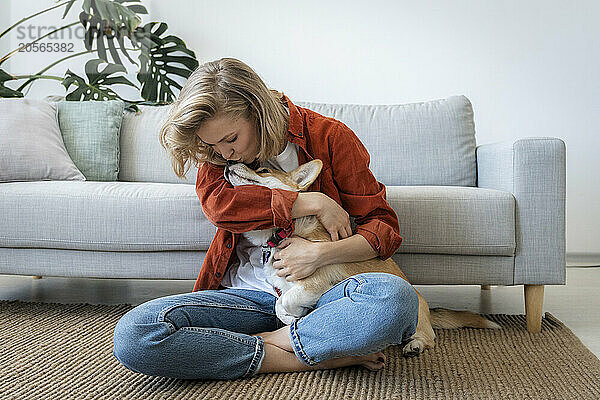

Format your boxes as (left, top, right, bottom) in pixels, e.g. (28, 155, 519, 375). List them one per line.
(193, 95, 403, 292)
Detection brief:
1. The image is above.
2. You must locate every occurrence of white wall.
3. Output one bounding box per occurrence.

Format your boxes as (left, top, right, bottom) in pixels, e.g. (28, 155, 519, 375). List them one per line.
(1, 1, 11, 74)
(4, 0, 599, 262)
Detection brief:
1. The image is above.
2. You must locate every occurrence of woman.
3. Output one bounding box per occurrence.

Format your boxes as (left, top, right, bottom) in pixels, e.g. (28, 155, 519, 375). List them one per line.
(112, 58, 419, 380)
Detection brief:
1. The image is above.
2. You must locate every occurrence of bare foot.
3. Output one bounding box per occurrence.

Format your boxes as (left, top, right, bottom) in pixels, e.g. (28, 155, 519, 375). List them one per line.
(325, 351, 387, 371)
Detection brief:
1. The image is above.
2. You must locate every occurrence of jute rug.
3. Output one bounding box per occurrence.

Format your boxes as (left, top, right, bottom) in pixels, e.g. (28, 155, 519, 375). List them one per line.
(1, 300, 599, 400)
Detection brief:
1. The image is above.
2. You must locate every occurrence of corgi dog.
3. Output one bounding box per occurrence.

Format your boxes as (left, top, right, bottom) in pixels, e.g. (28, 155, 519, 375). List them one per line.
(224, 159, 501, 357)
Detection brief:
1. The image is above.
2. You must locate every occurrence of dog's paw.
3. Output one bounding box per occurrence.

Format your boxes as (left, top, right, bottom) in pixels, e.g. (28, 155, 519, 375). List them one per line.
(275, 299, 297, 325)
(402, 338, 425, 357)
(283, 302, 312, 319)
(278, 313, 297, 325)
(280, 290, 315, 319)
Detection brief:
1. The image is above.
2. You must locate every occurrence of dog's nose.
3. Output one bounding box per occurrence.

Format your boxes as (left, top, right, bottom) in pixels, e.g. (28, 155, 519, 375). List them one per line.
(246, 159, 260, 170)
(223, 165, 230, 181)
(224, 160, 237, 180)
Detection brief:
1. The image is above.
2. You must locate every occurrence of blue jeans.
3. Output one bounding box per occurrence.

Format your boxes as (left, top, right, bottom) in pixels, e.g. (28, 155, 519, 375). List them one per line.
(112, 272, 419, 380)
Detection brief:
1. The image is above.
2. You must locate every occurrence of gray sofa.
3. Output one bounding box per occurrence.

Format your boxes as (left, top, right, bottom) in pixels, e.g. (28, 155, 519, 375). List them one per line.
(0, 95, 565, 333)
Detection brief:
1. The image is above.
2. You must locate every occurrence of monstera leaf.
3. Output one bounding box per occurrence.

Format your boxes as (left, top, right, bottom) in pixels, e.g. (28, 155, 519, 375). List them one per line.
(0, 0, 198, 102)
(62, 58, 137, 100)
(135, 22, 199, 102)
(79, 0, 148, 66)
(0, 69, 23, 98)
(61, 0, 78, 19)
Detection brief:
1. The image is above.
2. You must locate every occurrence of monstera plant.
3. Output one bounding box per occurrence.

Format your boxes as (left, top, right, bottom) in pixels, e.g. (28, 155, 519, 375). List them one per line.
(0, 0, 199, 107)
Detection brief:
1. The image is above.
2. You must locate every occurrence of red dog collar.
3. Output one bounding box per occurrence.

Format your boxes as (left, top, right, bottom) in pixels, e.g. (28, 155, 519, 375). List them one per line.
(266, 228, 288, 248)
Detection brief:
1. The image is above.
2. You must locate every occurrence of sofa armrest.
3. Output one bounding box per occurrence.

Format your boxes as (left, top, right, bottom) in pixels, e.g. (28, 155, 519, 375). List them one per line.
(476, 137, 566, 285)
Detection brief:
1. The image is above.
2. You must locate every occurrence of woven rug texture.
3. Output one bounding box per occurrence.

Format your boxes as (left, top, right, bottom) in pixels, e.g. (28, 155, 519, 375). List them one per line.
(1, 300, 600, 400)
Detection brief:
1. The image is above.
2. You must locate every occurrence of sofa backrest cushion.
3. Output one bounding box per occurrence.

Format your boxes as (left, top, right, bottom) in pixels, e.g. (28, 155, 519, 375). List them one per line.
(119, 95, 477, 186)
(296, 95, 477, 186)
(119, 105, 197, 184)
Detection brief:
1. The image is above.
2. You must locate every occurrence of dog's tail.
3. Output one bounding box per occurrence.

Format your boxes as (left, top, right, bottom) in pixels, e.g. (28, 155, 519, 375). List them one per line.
(429, 307, 501, 329)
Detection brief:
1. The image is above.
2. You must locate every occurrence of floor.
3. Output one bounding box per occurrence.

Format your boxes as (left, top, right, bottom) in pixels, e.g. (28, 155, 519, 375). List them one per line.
(1, 267, 599, 358)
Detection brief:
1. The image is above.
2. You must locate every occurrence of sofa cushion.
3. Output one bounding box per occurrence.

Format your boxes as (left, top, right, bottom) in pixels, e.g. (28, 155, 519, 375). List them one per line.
(0, 181, 214, 251)
(387, 186, 515, 256)
(296, 95, 477, 186)
(0, 182, 514, 257)
(57, 100, 125, 181)
(0, 98, 86, 182)
(117, 96, 476, 187)
(119, 105, 197, 184)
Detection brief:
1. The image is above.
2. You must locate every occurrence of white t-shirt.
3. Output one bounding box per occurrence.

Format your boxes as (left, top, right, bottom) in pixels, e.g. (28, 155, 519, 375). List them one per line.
(220, 109, 300, 296)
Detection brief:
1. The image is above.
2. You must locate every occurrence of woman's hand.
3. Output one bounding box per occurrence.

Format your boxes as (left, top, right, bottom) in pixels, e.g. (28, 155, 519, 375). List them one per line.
(315, 193, 352, 241)
(272, 237, 323, 281)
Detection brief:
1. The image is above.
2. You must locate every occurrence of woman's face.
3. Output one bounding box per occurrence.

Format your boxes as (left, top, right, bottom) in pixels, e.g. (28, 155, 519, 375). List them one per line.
(195, 115, 260, 164)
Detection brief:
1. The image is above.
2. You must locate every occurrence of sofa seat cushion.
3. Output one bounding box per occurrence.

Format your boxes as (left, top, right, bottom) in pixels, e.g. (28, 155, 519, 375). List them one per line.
(0, 181, 215, 251)
(0, 182, 514, 257)
(387, 186, 515, 256)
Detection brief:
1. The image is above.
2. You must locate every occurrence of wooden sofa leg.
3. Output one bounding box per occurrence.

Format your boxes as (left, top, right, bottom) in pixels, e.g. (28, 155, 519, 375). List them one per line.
(481, 285, 492, 290)
(32, 276, 43, 279)
(524, 284, 544, 333)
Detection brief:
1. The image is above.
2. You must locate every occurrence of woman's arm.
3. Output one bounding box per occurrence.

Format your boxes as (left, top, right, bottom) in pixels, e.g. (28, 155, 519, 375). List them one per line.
(196, 161, 335, 234)
(273, 122, 402, 280)
(290, 192, 321, 219)
(318, 234, 378, 264)
(196, 162, 299, 234)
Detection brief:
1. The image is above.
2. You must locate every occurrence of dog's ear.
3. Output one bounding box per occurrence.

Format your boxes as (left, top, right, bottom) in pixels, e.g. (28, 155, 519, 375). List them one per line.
(289, 159, 323, 191)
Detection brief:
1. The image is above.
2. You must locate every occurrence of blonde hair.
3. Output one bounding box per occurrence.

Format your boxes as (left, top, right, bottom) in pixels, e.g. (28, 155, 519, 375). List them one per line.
(159, 57, 290, 179)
